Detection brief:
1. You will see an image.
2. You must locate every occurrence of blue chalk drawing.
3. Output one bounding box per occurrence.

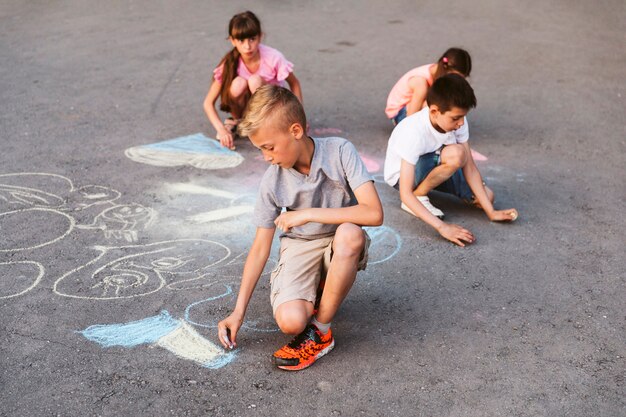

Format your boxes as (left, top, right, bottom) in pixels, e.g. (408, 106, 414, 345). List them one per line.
(125, 133, 244, 170)
(364, 225, 402, 265)
(81, 310, 181, 348)
(80, 310, 235, 369)
(184, 283, 278, 333)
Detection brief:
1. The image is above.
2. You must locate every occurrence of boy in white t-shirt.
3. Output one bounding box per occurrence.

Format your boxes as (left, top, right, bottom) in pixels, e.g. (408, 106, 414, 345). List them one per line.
(384, 74, 518, 247)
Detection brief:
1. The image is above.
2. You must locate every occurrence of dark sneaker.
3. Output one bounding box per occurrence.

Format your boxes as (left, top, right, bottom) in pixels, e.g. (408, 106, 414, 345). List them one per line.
(272, 324, 334, 371)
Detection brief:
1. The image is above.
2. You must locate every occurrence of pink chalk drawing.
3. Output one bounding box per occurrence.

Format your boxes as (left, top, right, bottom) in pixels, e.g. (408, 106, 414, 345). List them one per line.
(358, 153, 381, 173)
(471, 149, 488, 161)
(312, 127, 343, 136)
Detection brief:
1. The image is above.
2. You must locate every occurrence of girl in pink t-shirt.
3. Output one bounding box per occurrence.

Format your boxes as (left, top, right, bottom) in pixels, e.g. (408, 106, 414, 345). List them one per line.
(385, 48, 472, 125)
(203, 11, 302, 149)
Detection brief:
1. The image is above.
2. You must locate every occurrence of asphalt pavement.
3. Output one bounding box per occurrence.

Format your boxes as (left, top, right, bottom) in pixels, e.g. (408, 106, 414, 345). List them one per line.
(0, 1, 624, 416)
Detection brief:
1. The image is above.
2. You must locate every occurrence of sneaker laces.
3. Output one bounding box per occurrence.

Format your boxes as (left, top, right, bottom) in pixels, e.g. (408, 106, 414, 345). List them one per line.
(287, 325, 318, 349)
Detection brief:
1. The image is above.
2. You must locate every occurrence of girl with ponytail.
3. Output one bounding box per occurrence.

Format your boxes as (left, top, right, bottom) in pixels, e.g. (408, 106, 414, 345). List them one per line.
(204, 11, 302, 149)
(385, 48, 472, 125)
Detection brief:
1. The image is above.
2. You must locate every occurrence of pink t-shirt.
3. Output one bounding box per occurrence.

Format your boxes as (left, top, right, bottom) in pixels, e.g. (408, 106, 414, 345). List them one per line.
(385, 64, 435, 119)
(213, 44, 294, 87)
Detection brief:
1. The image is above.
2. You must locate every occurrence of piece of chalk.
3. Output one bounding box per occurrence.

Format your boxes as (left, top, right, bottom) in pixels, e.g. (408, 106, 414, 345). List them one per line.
(222, 333, 233, 349)
(510, 212, 518, 221)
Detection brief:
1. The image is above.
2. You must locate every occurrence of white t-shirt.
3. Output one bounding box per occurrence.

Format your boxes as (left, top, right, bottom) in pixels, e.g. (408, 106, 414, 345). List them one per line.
(384, 107, 469, 187)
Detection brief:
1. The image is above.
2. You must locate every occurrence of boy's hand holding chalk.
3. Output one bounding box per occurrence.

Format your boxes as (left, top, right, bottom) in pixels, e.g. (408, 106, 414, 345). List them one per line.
(218, 315, 242, 350)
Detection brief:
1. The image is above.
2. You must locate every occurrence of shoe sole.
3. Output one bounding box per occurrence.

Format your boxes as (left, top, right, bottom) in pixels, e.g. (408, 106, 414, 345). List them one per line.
(401, 202, 444, 220)
(276, 339, 335, 371)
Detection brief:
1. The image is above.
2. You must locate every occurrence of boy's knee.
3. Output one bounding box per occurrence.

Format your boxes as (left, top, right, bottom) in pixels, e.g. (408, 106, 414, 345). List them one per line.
(442, 145, 468, 169)
(274, 303, 309, 335)
(276, 315, 307, 335)
(333, 223, 365, 258)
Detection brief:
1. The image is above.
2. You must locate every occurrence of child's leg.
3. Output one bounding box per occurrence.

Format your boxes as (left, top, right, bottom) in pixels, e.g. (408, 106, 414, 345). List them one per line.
(315, 223, 366, 324)
(414, 144, 467, 197)
(229, 76, 249, 98)
(228, 76, 251, 119)
(270, 237, 333, 335)
(247, 74, 265, 94)
(274, 300, 313, 335)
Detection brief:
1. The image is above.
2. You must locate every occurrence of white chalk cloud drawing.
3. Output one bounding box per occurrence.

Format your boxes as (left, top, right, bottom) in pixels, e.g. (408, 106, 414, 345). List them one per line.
(53, 239, 231, 300)
(0, 261, 45, 299)
(125, 133, 244, 170)
(76, 203, 157, 242)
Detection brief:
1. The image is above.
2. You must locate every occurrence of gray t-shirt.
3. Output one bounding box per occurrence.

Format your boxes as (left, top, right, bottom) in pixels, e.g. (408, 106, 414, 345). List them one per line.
(254, 137, 373, 240)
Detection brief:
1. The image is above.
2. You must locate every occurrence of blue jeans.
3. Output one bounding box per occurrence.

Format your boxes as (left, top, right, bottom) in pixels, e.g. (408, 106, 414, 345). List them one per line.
(392, 106, 407, 125)
(394, 149, 473, 201)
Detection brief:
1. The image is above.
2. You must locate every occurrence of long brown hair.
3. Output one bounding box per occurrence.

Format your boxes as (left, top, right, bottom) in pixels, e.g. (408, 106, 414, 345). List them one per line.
(432, 48, 472, 81)
(217, 11, 262, 112)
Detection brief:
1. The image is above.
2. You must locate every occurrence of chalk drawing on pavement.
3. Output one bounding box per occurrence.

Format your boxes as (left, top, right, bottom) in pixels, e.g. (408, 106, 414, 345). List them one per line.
(76, 203, 157, 242)
(364, 225, 402, 265)
(358, 153, 381, 173)
(80, 310, 235, 369)
(166, 250, 277, 291)
(0, 173, 121, 212)
(125, 133, 244, 170)
(0, 172, 152, 243)
(184, 282, 279, 333)
(0, 172, 72, 211)
(471, 149, 488, 162)
(67, 185, 121, 210)
(166, 182, 255, 224)
(0, 208, 75, 252)
(53, 239, 231, 300)
(0, 261, 45, 299)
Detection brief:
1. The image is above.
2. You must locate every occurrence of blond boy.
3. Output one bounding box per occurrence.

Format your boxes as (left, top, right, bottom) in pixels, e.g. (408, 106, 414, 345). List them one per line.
(218, 85, 383, 370)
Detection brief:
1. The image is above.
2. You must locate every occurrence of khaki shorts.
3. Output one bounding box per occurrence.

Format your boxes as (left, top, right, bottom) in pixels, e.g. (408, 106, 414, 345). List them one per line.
(270, 230, 370, 315)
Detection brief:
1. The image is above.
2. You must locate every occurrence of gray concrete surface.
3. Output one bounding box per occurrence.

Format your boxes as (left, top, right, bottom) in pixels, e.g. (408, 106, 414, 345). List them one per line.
(1, 1, 624, 416)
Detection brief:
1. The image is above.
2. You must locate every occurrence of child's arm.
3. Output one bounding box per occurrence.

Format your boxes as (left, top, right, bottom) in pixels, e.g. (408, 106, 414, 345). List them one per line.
(203, 79, 235, 149)
(460, 142, 518, 222)
(398, 159, 475, 247)
(285, 72, 303, 103)
(406, 76, 429, 116)
(217, 227, 275, 349)
(273, 181, 383, 232)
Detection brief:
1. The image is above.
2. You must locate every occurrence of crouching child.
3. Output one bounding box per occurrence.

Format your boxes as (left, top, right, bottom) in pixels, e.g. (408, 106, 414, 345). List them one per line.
(384, 74, 518, 246)
(218, 85, 384, 370)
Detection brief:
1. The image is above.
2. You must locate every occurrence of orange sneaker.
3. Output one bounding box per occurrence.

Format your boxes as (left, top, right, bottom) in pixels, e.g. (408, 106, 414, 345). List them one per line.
(272, 324, 334, 371)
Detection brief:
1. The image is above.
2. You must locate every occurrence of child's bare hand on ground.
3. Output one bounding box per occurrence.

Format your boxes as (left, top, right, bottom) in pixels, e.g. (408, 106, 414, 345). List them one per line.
(437, 223, 475, 247)
(217, 313, 243, 349)
(274, 210, 308, 232)
(216, 129, 235, 150)
(488, 209, 518, 222)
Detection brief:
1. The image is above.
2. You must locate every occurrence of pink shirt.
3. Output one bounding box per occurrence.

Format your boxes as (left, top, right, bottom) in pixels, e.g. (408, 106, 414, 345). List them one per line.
(213, 44, 294, 87)
(385, 64, 435, 118)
